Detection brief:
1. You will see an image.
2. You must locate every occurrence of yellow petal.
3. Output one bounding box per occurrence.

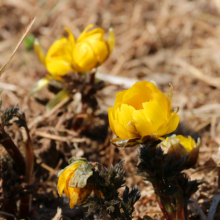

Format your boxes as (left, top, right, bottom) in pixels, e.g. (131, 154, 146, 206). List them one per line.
(133, 100, 166, 137)
(108, 107, 116, 135)
(68, 187, 80, 208)
(156, 112, 179, 137)
(77, 24, 94, 42)
(113, 104, 140, 139)
(94, 189, 104, 199)
(114, 90, 127, 109)
(65, 27, 75, 48)
(78, 186, 93, 201)
(57, 161, 83, 197)
(78, 25, 105, 42)
(46, 37, 72, 75)
(108, 28, 115, 53)
(87, 40, 108, 63)
(83, 29, 105, 41)
(146, 82, 169, 114)
(72, 42, 97, 72)
(175, 135, 196, 152)
(122, 81, 153, 110)
(57, 170, 74, 197)
(34, 39, 46, 65)
(164, 85, 173, 111)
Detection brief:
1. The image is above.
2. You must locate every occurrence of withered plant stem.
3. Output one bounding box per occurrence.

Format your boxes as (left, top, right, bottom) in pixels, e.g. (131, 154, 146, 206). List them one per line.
(0, 127, 25, 175)
(19, 125, 34, 218)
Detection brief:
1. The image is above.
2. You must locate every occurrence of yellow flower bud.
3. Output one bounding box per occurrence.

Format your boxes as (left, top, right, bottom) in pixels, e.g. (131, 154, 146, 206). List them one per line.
(72, 24, 115, 72)
(160, 135, 200, 168)
(57, 157, 94, 208)
(108, 81, 179, 145)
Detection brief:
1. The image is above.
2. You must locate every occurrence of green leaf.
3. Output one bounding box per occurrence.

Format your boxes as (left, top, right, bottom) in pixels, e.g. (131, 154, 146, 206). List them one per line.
(46, 89, 69, 111)
(23, 34, 35, 51)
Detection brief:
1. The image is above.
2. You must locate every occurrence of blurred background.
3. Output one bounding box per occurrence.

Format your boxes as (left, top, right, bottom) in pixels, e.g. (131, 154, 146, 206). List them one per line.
(0, 0, 220, 219)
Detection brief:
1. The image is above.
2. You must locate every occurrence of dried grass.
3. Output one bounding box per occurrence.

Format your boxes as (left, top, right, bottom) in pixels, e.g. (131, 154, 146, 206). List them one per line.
(0, 0, 220, 219)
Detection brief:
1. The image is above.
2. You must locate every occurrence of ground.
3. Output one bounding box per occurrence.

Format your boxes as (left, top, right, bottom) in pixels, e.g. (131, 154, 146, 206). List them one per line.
(0, 0, 220, 219)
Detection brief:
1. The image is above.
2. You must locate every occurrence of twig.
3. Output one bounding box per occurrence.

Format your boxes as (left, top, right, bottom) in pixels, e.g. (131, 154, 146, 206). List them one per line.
(174, 58, 220, 89)
(96, 72, 138, 88)
(0, 211, 17, 220)
(207, 194, 220, 220)
(35, 131, 89, 143)
(28, 97, 70, 129)
(0, 82, 24, 92)
(0, 18, 35, 76)
(191, 198, 207, 220)
(52, 207, 62, 220)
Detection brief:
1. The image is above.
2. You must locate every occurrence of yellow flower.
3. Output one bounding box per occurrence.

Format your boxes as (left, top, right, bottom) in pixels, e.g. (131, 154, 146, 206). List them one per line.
(34, 29, 74, 76)
(34, 25, 114, 76)
(57, 158, 94, 208)
(72, 24, 114, 72)
(108, 81, 179, 145)
(160, 135, 200, 168)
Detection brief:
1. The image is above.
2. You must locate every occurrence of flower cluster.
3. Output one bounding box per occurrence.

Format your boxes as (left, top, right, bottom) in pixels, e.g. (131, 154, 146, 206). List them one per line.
(32, 24, 115, 109)
(35, 25, 114, 76)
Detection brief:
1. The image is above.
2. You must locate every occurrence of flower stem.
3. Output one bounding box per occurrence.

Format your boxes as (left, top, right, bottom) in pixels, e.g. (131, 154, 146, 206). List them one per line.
(154, 183, 186, 220)
(88, 70, 96, 84)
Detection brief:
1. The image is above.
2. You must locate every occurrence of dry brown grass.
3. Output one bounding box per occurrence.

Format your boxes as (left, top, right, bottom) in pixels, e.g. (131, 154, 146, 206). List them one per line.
(0, 0, 220, 219)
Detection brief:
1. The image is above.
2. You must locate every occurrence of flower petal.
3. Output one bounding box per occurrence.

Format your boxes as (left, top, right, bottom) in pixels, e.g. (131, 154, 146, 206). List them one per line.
(68, 187, 80, 208)
(146, 82, 169, 114)
(34, 39, 46, 65)
(156, 112, 179, 137)
(86, 40, 108, 64)
(108, 28, 115, 53)
(112, 104, 140, 139)
(164, 85, 173, 111)
(57, 161, 83, 197)
(114, 90, 127, 109)
(108, 107, 116, 135)
(65, 27, 75, 48)
(133, 100, 166, 137)
(77, 24, 94, 41)
(46, 37, 72, 75)
(72, 42, 97, 72)
(78, 26, 105, 42)
(175, 135, 196, 152)
(122, 81, 154, 110)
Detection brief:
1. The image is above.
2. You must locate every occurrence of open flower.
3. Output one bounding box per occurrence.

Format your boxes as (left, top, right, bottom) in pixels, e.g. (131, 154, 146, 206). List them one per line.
(57, 157, 94, 208)
(108, 81, 179, 147)
(34, 25, 114, 76)
(160, 135, 200, 168)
